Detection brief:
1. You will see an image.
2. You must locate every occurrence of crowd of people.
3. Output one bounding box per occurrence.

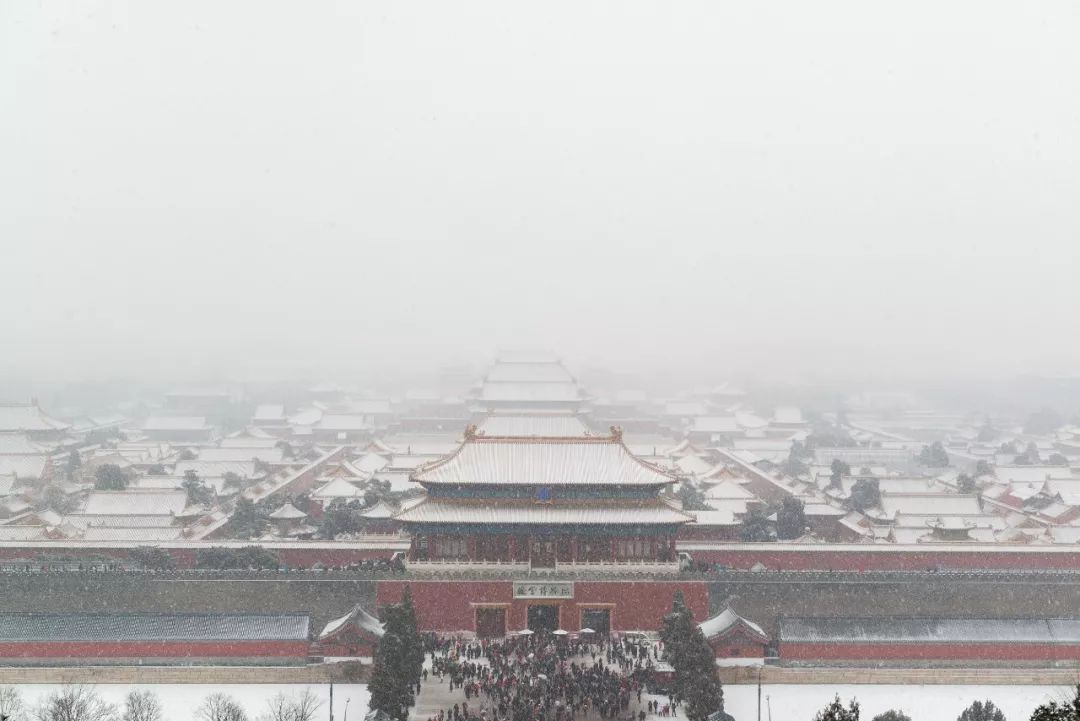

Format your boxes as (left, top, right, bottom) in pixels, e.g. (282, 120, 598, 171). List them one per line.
(420, 632, 679, 721)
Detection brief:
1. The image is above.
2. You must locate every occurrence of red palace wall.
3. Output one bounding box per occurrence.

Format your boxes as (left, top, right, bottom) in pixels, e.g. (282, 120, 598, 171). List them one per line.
(685, 547, 1080, 571)
(0, 640, 310, 659)
(10, 541, 1080, 572)
(314, 639, 379, 657)
(709, 637, 766, 659)
(781, 643, 1080, 661)
(377, 580, 709, 634)
(0, 546, 394, 569)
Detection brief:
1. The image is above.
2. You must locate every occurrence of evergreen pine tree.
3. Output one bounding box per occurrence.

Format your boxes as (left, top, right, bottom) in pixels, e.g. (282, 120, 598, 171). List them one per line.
(958, 700, 1006, 721)
(369, 632, 414, 721)
(679, 624, 724, 721)
(660, 592, 724, 721)
(372, 591, 425, 721)
(815, 696, 860, 721)
(660, 591, 692, 661)
(399, 586, 425, 685)
(66, 451, 81, 480)
(872, 711, 911, 721)
(1030, 685, 1080, 721)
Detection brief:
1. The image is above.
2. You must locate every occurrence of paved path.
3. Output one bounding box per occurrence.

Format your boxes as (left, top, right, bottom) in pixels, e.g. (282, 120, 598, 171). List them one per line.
(409, 653, 677, 721)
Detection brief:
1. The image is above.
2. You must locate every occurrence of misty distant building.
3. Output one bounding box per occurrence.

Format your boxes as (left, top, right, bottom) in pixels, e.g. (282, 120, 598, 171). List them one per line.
(473, 350, 587, 414)
(0, 401, 70, 443)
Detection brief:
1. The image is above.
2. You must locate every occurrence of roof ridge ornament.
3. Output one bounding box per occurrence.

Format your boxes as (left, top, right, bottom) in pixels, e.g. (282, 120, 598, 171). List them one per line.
(609, 425, 623, 441)
(464, 424, 479, 440)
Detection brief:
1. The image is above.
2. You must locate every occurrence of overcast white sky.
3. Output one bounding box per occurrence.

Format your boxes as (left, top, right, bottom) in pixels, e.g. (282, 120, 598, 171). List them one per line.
(2, 1, 1079, 384)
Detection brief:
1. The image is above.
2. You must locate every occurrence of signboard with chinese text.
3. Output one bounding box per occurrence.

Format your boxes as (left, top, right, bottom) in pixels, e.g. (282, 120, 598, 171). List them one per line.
(513, 581, 574, 599)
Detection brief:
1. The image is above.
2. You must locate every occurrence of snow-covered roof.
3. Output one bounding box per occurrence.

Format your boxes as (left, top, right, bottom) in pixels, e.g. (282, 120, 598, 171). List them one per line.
(663, 402, 710, 418)
(772, 407, 805, 425)
(675, 455, 713, 476)
(995, 466, 1076, 484)
(269, 503, 307, 520)
(690, 417, 739, 434)
(220, 437, 279, 449)
(352, 453, 390, 474)
(480, 383, 582, 403)
(288, 408, 323, 426)
(132, 477, 185, 490)
(0, 433, 49, 454)
(348, 400, 393, 415)
(317, 415, 373, 432)
(735, 412, 769, 430)
(0, 526, 50, 541)
(359, 501, 397, 519)
(879, 493, 982, 517)
(79, 491, 188, 517)
(318, 604, 385, 640)
(477, 415, 591, 438)
(688, 509, 739, 526)
(174, 461, 261, 479)
(699, 608, 768, 642)
(0, 613, 309, 642)
(0, 455, 49, 479)
(493, 349, 563, 364)
(199, 447, 285, 464)
(81, 526, 186, 541)
(781, 617, 1080, 644)
(1, 498, 31, 514)
(703, 480, 757, 501)
(412, 432, 678, 487)
(485, 362, 576, 384)
(0, 403, 69, 432)
(803, 503, 846, 518)
(253, 404, 286, 422)
(312, 478, 366, 500)
(142, 416, 210, 431)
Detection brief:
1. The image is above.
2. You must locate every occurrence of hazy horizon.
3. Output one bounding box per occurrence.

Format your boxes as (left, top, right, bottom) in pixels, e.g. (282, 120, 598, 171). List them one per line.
(4, 1, 1079, 385)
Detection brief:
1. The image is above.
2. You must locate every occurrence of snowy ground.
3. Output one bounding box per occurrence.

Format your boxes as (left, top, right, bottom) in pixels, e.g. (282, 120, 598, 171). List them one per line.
(720, 684, 1076, 721)
(3, 683, 369, 721)
(3, 682, 1075, 721)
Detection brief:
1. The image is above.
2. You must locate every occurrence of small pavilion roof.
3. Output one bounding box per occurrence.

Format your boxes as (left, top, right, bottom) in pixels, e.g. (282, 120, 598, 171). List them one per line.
(360, 501, 397, 519)
(312, 478, 366, 499)
(699, 608, 768, 643)
(269, 503, 307, 520)
(318, 604, 385, 640)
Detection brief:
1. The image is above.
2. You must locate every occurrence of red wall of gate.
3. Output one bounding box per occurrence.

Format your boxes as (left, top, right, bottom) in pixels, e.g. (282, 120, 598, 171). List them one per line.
(376, 580, 709, 634)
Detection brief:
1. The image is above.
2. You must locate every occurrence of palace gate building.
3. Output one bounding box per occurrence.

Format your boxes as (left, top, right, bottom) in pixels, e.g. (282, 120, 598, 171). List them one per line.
(381, 426, 709, 636)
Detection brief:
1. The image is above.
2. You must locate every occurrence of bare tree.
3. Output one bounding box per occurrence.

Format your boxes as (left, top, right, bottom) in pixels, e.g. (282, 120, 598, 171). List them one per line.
(288, 690, 322, 721)
(259, 690, 322, 721)
(260, 694, 293, 721)
(120, 692, 162, 721)
(33, 685, 117, 721)
(0, 685, 27, 721)
(196, 694, 248, 721)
